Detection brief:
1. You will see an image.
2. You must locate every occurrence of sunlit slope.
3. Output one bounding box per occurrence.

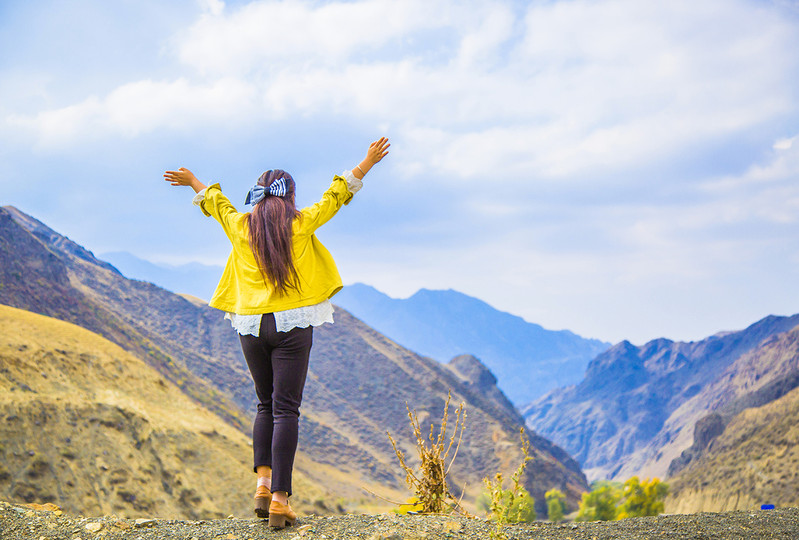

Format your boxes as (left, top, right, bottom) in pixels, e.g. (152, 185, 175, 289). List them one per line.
(0, 304, 321, 518)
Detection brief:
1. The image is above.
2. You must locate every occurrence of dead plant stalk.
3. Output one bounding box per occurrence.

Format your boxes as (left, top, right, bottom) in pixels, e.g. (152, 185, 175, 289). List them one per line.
(387, 392, 466, 514)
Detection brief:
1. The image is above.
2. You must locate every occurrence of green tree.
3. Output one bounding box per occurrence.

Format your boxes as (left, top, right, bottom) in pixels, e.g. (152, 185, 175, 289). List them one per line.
(576, 482, 621, 521)
(545, 488, 566, 522)
(616, 477, 669, 519)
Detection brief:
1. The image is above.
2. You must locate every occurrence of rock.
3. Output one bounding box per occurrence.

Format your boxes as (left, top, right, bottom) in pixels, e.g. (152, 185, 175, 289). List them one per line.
(134, 518, 156, 528)
(24, 503, 61, 513)
(114, 520, 132, 530)
(296, 524, 314, 535)
(85, 522, 103, 533)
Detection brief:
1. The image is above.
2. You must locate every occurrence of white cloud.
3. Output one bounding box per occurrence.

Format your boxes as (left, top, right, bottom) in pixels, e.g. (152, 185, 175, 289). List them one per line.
(8, 0, 798, 179)
(7, 78, 257, 146)
(774, 137, 795, 150)
(174, 0, 443, 75)
(5, 0, 799, 345)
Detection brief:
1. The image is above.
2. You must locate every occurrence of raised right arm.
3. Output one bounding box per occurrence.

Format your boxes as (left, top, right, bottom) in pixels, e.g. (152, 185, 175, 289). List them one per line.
(163, 167, 207, 193)
(351, 137, 390, 180)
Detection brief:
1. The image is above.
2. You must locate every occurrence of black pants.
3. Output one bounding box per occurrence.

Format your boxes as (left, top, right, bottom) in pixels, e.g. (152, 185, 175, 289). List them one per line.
(239, 313, 313, 496)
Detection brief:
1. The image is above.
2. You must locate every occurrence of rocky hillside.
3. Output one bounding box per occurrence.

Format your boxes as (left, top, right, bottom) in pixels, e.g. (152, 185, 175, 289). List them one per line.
(663, 326, 799, 513)
(333, 283, 610, 404)
(0, 304, 322, 519)
(0, 205, 588, 516)
(666, 384, 799, 514)
(523, 314, 799, 481)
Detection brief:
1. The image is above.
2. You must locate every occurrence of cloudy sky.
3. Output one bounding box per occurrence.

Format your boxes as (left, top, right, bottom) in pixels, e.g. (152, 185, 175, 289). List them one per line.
(2, 0, 799, 345)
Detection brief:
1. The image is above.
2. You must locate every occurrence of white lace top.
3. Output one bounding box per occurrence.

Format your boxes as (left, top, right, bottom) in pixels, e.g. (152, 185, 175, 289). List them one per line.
(193, 170, 362, 336)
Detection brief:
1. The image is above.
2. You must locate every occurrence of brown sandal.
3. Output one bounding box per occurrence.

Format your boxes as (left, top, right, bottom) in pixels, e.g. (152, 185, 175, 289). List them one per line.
(254, 485, 271, 518)
(268, 500, 297, 529)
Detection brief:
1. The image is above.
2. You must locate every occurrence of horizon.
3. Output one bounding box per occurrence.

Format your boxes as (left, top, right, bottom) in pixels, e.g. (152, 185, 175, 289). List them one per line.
(97, 247, 794, 347)
(2, 0, 799, 344)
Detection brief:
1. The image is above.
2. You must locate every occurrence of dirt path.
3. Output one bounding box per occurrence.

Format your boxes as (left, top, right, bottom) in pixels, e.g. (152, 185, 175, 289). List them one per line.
(2, 500, 798, 539)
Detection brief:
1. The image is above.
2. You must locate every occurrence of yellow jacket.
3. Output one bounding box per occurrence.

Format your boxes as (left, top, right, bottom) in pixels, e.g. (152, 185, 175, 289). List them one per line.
(199, 176, 353, 314)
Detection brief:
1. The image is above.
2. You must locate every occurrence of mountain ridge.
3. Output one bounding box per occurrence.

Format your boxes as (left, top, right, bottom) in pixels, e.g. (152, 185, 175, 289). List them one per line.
(523, 312, 799, 482)
(334, 282, 610, 405)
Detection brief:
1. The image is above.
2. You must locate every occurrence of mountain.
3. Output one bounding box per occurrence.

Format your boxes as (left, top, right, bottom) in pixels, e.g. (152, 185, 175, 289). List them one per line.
(662, 325, 799, 512)
(333, 283, 610, 405)
(666, 384, 799, 513)
(0, 205, 588, 516)
(0, 304, 276, 518)
(523, 314, 799, 482)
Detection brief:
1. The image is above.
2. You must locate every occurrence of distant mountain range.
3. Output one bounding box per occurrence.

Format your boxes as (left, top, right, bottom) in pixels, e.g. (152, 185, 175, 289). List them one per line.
(99, 252, 611, 406)
(6, 205, 797, 515)
(0, 205, 588, 517)
(334, 284, 610, 405)
(523, 311, 799, 512)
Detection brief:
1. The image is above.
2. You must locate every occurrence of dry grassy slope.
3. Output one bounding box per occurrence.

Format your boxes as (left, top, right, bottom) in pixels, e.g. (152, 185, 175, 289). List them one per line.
(665, 384, 799, 513)
(0, 205, 588, 515)
(0, 304, 328, 518)
(0, 207, 250, 434)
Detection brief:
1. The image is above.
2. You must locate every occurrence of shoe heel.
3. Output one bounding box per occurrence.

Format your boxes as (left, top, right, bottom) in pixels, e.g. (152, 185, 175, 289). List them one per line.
(269, 513, 293, 529)
(254, 492, 271, 519)
(254, 503, 269, 519)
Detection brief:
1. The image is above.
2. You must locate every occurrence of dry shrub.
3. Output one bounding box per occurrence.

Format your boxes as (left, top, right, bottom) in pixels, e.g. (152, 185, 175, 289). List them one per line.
(387, 392, 466, 514)
(483, 428, 535, 539)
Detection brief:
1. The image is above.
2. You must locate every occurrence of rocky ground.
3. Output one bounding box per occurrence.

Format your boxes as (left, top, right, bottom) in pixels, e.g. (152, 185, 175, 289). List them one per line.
(2, 500, 799, 540)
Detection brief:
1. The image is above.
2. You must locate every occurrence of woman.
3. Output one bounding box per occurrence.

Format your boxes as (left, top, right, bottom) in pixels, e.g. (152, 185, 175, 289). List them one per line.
(163, 137, 390, 528)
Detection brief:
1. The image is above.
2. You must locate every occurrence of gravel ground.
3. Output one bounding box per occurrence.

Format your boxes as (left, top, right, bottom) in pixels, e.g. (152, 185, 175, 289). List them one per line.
(2, 500, 799, 540)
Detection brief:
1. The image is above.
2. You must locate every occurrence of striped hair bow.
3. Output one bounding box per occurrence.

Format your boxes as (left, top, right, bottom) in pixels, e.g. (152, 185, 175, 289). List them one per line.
(245, 177, 288, 205)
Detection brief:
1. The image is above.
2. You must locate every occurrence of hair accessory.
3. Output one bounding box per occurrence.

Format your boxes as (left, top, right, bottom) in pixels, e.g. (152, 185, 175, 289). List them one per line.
(268, 177, 288, 197)
(245, 177, 288, 205)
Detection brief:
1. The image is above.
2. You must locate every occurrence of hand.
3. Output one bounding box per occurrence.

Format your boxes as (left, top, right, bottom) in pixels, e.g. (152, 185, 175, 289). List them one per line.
(365, 137, 390, 166)
(353, 137, 390, 179)
(163, 167, 206, 193)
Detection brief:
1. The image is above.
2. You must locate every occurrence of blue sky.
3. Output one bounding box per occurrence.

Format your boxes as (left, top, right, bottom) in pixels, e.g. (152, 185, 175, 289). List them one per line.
(2, 0, 799, 345)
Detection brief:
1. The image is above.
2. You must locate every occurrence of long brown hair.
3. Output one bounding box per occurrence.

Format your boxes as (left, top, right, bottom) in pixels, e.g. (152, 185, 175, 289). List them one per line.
(246, 169, 302, 296)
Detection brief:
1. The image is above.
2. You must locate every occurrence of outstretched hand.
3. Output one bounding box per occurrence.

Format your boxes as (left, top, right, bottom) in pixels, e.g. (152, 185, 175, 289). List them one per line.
(366, 137, 390, 166)
(163, 167, 206, 193)
(354, 137, 390, 179)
